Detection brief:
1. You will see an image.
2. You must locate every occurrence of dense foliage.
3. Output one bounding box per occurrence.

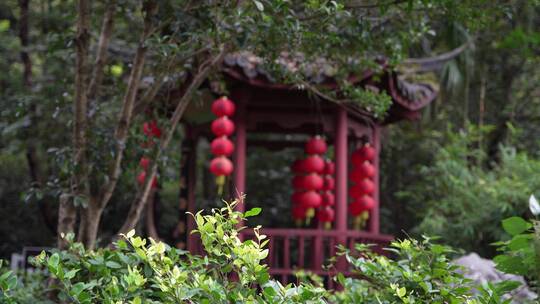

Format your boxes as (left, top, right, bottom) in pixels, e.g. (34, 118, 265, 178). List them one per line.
(391, 126, 540, 256)
(1, 202, 533, 303)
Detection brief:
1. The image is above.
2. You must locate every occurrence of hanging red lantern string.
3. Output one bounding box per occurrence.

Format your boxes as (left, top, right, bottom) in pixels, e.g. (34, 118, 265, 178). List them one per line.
(349, 142, 377, 230)
(209, 96, 236, 195)
(302, 136, 328, 224)
(137, 120, 161, 188)
(320, 159, 336, 228)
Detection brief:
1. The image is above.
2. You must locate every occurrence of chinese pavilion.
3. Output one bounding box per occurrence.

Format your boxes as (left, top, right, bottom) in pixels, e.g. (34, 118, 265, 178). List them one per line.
(162, 52, 437, 285)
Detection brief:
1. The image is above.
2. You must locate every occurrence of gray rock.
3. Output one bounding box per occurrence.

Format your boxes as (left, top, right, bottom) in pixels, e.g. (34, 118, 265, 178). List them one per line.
(453, 253, 537, 303)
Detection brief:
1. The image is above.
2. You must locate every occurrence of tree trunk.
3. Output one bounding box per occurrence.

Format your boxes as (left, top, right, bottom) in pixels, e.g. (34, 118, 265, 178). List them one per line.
(79, 0, 157, 248)
(57, 0, 91, 248)
(145, 190, 160, 240)
(77, 199, 104, 249)
(57, 193, 76, 249)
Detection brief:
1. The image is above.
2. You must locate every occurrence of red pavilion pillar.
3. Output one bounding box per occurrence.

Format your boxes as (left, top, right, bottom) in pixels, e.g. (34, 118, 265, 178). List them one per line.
(368, 126, 380, 234)
(232, 90, 248, 214)
(335, 107, 348, 266)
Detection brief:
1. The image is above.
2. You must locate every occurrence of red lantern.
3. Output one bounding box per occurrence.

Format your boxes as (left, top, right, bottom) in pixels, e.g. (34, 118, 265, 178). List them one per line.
(211, 96, 236, 117)
(360, 144, 376, 160)
(139, 157, 150, 170)
(292, 175, 306, 190)
(318, 206, 335, 229)
(305, 136, 327, 155)
(209, 156, 234, 176)
(303, 174, 324, 191)
(137, 171, 158, 188)
(349, 184, 362, 198)
(143, 121, 162, 138)
(356, 195, 375, 211)
(356, 161, 376, 178)
(322, 191, 335, 206)
(291, 159, 306, 174)
(303, 155, 325, 173)
(358, 179, 375, 195)
(349, 179, 375, 198)
(324, 160, 335, 175)
(210, 136, 234, 156)
(349, 200, 364, 216)
(211, 117, 235, 137)
(299, 190, 322, 220)
(352, 144, 376, 166)
(299, 191, 322, 209)
(323, 176, 335, 191)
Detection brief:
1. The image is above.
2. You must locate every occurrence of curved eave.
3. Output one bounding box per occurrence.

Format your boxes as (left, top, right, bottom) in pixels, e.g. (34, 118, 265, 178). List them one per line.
(221, 65, 438, 124)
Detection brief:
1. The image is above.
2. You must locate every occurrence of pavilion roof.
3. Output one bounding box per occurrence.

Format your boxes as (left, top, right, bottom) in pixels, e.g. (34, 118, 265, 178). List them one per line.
(221, 51, 438, 124)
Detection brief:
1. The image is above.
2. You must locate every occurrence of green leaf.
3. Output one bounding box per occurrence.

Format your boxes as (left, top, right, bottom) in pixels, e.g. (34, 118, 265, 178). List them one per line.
(0, 20, 10, 32)
(397, 286, 406, 297)
(502, 217, 531, 236)
(126, 230, 135, 239)
(244, 207, 262, 217)
(253, 0, 264, 11)
(106, 261, 122, 269)
(64, 269, 79, 280)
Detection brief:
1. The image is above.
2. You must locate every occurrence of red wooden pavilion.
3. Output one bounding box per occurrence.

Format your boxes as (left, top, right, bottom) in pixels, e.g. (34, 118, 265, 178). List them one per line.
(174, 53, 437, 284)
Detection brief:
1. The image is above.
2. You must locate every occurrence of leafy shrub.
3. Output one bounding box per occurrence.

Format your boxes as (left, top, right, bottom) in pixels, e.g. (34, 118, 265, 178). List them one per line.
(493, 214, 540, 294)
(0, 200, 527, 303)
(331, 238, 512, 304)
(30, 201, 327, 303)
(0, 260, 52, 304)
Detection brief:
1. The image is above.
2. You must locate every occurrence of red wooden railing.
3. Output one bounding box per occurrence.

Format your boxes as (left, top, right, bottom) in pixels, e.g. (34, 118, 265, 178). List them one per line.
(189, 228, 393, 288)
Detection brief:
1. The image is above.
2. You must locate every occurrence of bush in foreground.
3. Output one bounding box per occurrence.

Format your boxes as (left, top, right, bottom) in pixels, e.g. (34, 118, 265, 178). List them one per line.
(0, 200, 531, 303)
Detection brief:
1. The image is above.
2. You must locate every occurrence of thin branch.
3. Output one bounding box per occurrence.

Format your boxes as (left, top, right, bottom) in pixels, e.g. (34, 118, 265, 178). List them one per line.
(402, 41, 473, 72)
(98, 0, 158, 210)
(87, 0, 116, 100)
(116, 46, 227, 236)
